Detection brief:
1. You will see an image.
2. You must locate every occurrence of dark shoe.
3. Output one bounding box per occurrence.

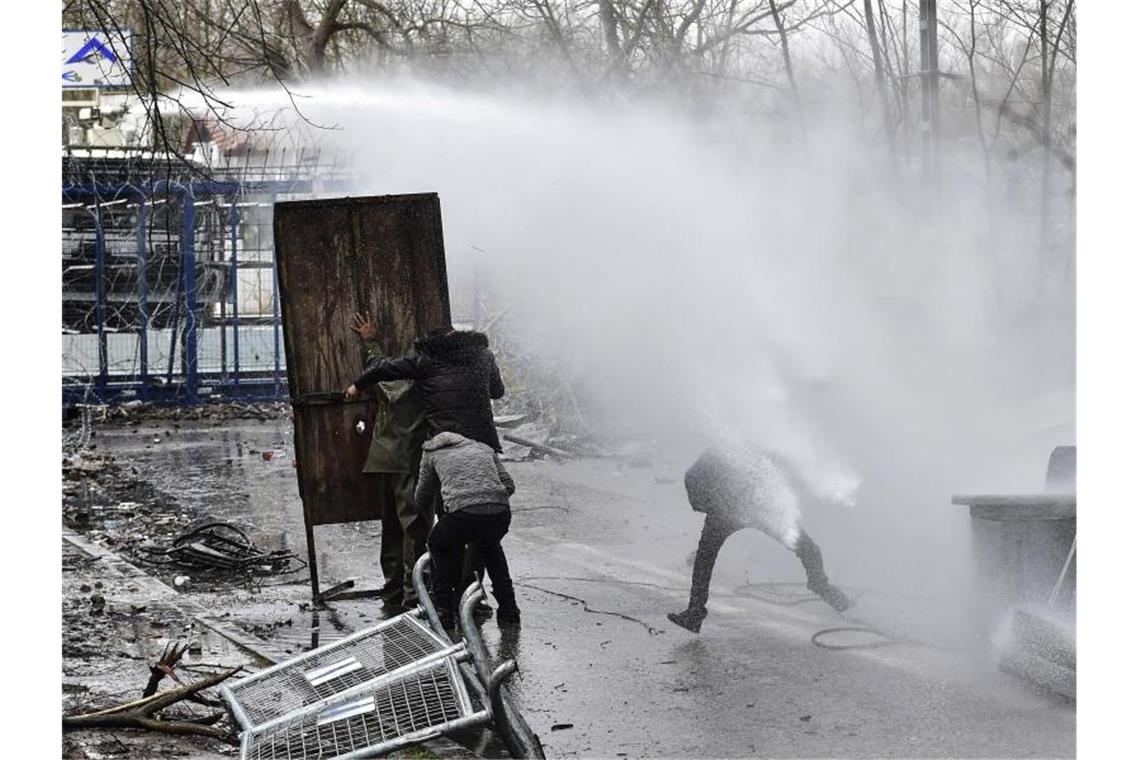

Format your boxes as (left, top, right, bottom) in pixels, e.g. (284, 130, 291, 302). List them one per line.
(474, 600, 494, 621)
(807, 580, 851, 613)
(496, 606, 521, 627)
(380, 602, 410, 619)
(667, 607, 706, 634)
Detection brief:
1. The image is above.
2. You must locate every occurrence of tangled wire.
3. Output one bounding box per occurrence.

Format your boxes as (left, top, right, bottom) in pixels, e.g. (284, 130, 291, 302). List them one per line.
(137, 522, 306, 581)
(63, 401, 96, 457)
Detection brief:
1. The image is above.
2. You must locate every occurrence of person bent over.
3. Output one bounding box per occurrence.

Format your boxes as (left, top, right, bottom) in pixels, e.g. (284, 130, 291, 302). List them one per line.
(416, 431, 521, 631)
(668, 445, 852, 634)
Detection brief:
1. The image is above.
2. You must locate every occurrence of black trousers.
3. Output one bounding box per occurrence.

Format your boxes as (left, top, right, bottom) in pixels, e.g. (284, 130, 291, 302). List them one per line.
(428, 510, 517, 622)
(685, 513, 829, 613)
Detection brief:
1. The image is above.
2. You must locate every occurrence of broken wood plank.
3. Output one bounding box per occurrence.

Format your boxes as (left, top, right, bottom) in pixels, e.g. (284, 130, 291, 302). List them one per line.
(64, 667, 241, 740)
(499, 432, 571, 459)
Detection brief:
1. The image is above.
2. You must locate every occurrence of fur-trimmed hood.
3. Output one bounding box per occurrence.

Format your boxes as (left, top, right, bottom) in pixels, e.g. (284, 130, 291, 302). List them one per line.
(414, 330, 489, 365)
(422, 431, 474, 452)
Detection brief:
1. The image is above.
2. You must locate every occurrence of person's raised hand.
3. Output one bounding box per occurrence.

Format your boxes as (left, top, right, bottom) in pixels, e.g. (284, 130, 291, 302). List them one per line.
(351, 312, 378, 340)
(345, 384, 360, 400)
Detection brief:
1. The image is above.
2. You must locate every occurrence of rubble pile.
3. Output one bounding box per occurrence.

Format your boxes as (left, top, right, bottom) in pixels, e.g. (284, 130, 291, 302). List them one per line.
(63, 452, 298, 590)
(67, 401, 290, 426)
(63, 453, 193, 559)
(62, 542, 248, 759)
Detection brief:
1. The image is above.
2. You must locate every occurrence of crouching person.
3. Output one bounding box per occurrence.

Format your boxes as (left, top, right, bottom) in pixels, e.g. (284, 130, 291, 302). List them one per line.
(415, 431, 521, 632)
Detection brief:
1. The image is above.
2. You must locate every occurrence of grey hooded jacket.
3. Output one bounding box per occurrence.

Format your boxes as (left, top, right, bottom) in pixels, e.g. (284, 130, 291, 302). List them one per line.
(415, 431, 515, 517)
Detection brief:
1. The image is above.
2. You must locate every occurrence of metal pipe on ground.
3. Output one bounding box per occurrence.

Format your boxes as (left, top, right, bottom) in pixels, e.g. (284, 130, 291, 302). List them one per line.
(459, 582, 546, 759)
(413, 553, 447, 639)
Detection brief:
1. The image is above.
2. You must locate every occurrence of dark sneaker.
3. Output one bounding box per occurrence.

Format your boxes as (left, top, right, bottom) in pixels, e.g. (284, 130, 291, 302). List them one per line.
(380, 602, 409, 619)
(496, 607, 521, 627)
(474, 601, 494, 621)
(667, 608, 706, 634)
(808, 581, 852, 613)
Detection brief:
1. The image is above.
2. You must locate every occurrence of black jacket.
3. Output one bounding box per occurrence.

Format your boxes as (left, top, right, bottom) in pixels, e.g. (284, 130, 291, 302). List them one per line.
(353, 330, 505, 452)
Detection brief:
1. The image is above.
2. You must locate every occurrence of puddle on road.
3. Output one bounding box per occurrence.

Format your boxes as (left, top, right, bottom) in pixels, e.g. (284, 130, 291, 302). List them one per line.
(94, 420, 389, 588)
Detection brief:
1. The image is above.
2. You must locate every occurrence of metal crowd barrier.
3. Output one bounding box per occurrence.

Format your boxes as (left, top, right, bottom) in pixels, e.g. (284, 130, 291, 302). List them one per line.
(221, 554, 545, 759)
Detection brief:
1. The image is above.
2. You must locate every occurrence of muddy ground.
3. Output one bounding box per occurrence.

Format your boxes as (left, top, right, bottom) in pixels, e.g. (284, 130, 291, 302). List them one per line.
(62, 410, 1075, 758)
(61, 410, 459, 759)
(61, 536, 253, 759)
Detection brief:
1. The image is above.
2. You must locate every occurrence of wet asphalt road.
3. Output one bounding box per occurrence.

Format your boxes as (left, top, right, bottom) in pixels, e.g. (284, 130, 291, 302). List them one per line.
(98, 420, 1074, 758)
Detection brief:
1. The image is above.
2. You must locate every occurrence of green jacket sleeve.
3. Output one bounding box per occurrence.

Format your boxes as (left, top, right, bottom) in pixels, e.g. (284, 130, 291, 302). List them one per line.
(364, 340, 385, 363)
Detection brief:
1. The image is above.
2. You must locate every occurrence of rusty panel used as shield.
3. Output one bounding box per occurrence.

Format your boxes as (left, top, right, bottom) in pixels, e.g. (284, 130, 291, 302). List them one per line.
(274, 193, 451, 528)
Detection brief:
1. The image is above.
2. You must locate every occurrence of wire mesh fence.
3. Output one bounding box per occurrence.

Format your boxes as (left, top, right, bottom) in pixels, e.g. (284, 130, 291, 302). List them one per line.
(60, 143, 499, 410)
(239, 657, 478, 760)
(225, 615, 452, 731)
(61, 147, 355, 407)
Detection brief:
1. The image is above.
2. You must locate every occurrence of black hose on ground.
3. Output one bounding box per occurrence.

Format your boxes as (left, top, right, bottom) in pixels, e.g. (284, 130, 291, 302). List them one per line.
(735, 582, 918, 651)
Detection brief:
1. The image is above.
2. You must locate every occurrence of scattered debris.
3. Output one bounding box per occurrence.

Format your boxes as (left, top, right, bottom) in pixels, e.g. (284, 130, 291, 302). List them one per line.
(500, 431, 573, 460)
(143, 642, 191, 698)
(63, 667, 241, 740)
(499, 439, 534, 462)
(66, 402, 290, 425)
(137, 523, 306, 580)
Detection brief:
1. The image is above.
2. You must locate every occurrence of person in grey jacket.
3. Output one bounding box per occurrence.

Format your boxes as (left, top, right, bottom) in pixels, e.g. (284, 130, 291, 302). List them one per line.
(416, 431, 521, 630)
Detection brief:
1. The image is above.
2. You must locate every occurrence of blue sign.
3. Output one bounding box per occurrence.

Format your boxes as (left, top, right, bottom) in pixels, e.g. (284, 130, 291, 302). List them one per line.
(63, 30, 132, 89)
(66, 38, 119, 65)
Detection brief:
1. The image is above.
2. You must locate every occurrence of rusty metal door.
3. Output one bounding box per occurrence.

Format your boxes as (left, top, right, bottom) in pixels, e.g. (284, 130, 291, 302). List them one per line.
(274, 193, 451, 601)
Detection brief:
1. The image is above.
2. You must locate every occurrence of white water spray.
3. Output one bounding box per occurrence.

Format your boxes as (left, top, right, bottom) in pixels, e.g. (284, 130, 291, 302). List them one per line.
(178, 79, 1075, 602)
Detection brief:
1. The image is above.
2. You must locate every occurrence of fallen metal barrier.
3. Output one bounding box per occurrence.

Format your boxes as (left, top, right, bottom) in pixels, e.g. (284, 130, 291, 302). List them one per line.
(220, 554, 545, 758)
(239, 656, 489, 759)
(413, 554, 546, 759)
(222, 614, 456, 731)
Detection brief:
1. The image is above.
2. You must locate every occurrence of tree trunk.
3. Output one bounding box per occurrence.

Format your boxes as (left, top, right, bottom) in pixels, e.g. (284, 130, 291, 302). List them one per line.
(1038, 0, 1053, 297)
(863, 0, 898, 166)
(901, 1, 911, 165)
(919, 0, 941, 186)
(599, 0, 622, 63)
(966, 0, 990, 178)
(307, 0, 350, 73)
(768, 0, 805, 136)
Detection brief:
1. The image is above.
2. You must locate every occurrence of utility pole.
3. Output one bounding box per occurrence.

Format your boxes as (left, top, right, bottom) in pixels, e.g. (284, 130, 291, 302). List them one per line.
(919, 0, 941, 187)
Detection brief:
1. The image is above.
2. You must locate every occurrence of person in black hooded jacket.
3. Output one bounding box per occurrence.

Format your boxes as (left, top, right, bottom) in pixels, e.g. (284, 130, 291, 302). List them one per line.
(346, 325, 506, 452)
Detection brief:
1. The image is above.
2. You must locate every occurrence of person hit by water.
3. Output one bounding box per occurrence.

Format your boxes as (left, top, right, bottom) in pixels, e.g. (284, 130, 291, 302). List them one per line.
(349, 313, 430, 616)
(668, 443, 852, 634)
(415, 431, 521, 631)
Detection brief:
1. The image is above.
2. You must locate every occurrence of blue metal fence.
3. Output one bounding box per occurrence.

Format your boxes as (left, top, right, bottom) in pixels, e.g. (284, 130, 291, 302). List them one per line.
(62, 178, 343, 407)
